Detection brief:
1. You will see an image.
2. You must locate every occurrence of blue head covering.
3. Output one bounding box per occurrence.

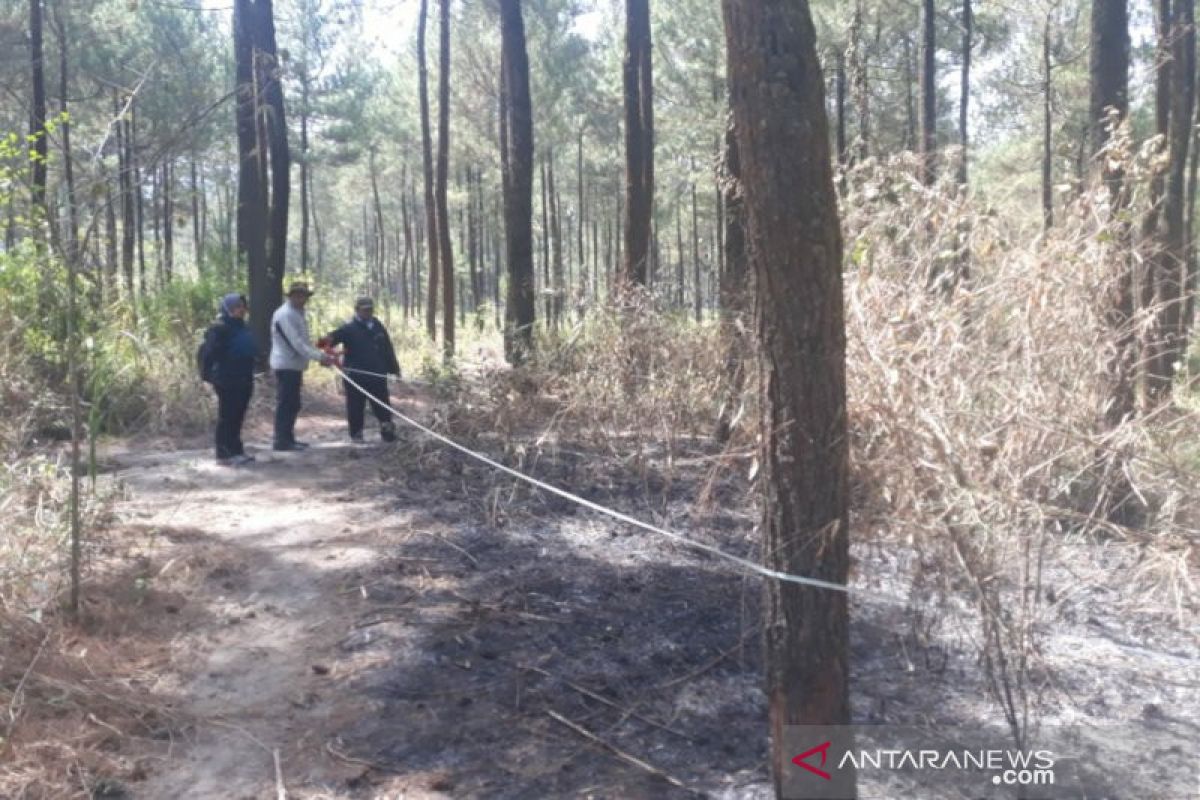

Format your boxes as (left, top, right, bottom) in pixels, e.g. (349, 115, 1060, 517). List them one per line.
(219, 293, 246, 318)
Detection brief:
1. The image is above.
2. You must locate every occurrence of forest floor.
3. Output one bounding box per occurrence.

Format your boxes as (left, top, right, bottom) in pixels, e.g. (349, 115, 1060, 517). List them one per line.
(37, 375, 1199, 799)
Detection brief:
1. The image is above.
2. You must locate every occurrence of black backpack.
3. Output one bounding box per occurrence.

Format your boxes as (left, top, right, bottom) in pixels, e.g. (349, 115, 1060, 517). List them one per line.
(197, 322, 231, 384)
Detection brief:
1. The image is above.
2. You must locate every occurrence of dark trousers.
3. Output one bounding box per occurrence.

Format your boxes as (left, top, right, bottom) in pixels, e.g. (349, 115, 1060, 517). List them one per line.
(215, 383, 252, 459)
(274, 369, 304, 446)
(344, 375, 391, 437)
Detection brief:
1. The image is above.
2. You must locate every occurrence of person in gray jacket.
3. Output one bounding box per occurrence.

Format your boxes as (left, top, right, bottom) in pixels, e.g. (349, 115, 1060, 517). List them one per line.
(270, 282, 333, 451)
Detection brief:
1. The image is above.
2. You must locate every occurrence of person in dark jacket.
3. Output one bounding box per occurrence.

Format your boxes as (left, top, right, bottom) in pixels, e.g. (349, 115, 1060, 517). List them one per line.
(320, 297, 401, 443)
(200, 293, 259, 465)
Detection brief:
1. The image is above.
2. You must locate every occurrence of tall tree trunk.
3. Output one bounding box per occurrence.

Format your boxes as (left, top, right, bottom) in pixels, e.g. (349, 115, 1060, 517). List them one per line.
(1091, 0, 1135, 524)
(234, 0, 270, 359)
(848, 1, 870, 160)
(715, 118, 748, 444)
(1089, 0, 1131, 157)
(28, 0, 47, 214)
(550, 154, 564, 327)
(437, 0, 455, 359)
(675, 194, 685, 308)
(903, 34, 915, 151)
(401, 165, 412, 319)
(370, 148, 387, 297)
(1148, 0, 1196, 404)
(577, 127, 586, 295)
(419, 0, 439, 341)
(118, 91, 135, 299)
(834, 50, 847, 166)
(300, 73, 311, 274)
(541, 154, 551, 324)
(192, 156, 204, 274)
(260, 0, 289, 299)
(134, 102, 146, 294)
(54, 8, 77, 259)
(958, 0, 972, 186)
(163, 160, 174, 282)
(1042, 18, 1054, 231)
(692, 175, 701, 321)
(920, 0, 937, 183)
(622, 0, 654, 286)
(722, 3, 853, 797)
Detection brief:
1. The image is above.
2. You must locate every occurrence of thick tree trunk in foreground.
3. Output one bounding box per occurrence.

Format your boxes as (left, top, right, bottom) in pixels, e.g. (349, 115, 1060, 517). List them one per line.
(722, 1, 853, 796)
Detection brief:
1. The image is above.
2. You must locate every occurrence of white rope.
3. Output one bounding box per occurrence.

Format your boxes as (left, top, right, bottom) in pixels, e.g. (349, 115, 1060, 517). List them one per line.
(333, 366, 852, 594)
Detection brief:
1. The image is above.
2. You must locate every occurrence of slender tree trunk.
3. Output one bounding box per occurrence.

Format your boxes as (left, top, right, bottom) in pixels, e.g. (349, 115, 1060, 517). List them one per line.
(577, 127, 586, 295)
(715, 118, 748, 444)
(419, 0, 439, 341)
(541, 154, 551, 324)
(675, 195, 685, 308)
(437, 0, 455, 358)
(1042, 18, 1054, 231)
(134, 102, 146, 294)
(959, 0, 972, 186)
(192, 156, 204, 274)
(722, 3, 853, 797)
(300, 74, 311, 274)
(118, 92, 135, 299)
(29, 0, 47, 214)
(401, 165, 412, 318)
(834, 50, 847, 166)
(920, 0, 937, 183)
(163, 160, 174, 282)
(622, 0, 654, 286)
(370, 148, 387, 297)
(550, 154, 563, 327)
(55, 8, 77, 259)
(903, 35, 915, 151)
(692, 175, 701, 321)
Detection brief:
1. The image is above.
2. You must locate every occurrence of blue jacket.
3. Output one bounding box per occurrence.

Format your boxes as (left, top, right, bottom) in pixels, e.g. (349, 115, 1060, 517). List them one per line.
(325, 316, 400, 377)
(202, 315, 258, 389)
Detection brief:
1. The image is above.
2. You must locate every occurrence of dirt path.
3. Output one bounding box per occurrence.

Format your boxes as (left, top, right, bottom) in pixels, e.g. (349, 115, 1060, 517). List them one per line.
(105, 391, 442, 798)
(97, 385, 1198, 800)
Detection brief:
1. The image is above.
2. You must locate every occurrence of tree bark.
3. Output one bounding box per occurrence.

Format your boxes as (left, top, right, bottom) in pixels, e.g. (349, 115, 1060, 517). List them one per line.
(920, 0, 937, 183)
(235, 0, 270, 358)
(28, 0, 47, 213)
(958, 0, 972, 186)
(721, 3, 853, 798)
(419, 0, 440, 341)
(834, 50, 847, 166)
(622, 0, 654, 287)
(437, 0, 455, 359)
(260, 0, 289, 305)
(1089, 0, 1131, 156)
(1148, 0, 1195, 404)
(1042, 18, 1054, 231)
(715, 118, 748, 444)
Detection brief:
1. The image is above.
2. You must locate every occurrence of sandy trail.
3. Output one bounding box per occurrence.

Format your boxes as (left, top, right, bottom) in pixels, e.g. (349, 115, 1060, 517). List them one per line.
(107, 395, 420, 799)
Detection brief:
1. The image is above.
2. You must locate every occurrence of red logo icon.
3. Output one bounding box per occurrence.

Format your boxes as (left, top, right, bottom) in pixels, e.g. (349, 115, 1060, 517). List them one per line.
(792, 741, 833, 780)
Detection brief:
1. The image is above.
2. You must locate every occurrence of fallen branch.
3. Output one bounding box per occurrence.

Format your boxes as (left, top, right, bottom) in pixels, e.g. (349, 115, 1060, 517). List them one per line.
(545, 709, 692, 792)
(520, 664, 691, 741)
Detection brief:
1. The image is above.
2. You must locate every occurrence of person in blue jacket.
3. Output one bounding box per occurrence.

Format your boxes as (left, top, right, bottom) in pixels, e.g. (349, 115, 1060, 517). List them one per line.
(320, 296, 401, 443)
(200, 293, 259, 465)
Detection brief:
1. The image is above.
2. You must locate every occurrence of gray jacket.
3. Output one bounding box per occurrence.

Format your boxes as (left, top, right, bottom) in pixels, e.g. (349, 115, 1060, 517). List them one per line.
(269, 302, 325, 371)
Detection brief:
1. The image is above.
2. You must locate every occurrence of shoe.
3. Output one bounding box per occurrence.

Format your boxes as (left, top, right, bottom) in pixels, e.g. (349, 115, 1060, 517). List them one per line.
(380, 423, 397, 443)
(217, 457, 236, 466)
(273, 442, 303, 452)
(350, 434, 365, 444)
(293, 441, 310, 450)
(233, 454, 256, 465)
